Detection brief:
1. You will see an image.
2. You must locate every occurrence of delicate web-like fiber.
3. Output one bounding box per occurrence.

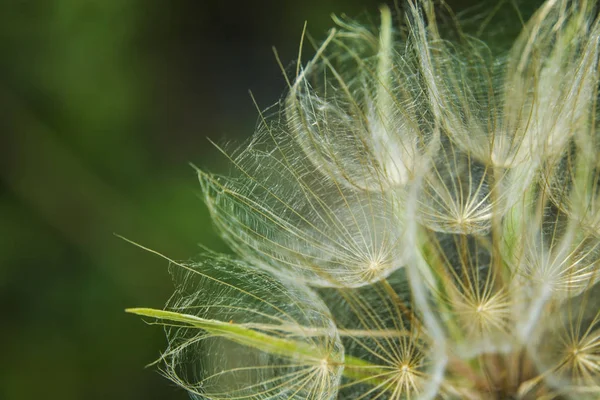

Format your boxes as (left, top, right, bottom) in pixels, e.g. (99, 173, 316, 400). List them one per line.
(158, 253, 343, 399)
(130, 1, 600, 399)
(199, 134, 408, 288)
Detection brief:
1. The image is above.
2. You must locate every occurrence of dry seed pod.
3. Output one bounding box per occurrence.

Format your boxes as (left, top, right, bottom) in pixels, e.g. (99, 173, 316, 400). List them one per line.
(157, 254, 344, 400)
(199, 129, 408, 288)
(530, 282, 600, 399)
(317, 268, 447, 400)
(286, 6, 439, 192)
(415, 0, 599, 169)
(423, 231, 516, 358)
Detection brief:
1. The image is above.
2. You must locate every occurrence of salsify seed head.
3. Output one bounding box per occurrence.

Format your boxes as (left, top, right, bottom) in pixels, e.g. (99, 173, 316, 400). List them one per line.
(129, 1, 600, 399)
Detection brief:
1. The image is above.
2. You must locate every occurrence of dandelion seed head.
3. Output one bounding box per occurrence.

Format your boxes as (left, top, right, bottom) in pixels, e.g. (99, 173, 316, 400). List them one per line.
(133, 0, 600, 399)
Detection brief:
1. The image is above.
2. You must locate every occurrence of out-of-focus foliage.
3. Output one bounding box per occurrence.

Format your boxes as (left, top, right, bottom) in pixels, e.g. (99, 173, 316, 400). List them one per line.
(0, 0, 489, 399)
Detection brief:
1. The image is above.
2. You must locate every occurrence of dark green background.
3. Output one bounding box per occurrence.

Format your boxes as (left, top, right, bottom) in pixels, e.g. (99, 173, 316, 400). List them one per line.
(0, 1, 527, 399)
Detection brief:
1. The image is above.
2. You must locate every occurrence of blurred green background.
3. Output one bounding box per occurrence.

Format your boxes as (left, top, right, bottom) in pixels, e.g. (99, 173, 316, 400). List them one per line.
(0, 0, 512, 399)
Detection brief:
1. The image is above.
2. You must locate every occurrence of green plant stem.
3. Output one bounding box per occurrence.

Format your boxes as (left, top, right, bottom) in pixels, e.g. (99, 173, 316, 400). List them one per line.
(126, 308, 389, 385)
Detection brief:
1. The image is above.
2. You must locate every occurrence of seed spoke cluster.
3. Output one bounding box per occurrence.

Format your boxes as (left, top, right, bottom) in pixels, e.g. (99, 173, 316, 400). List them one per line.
(158, 253, 344, 399)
